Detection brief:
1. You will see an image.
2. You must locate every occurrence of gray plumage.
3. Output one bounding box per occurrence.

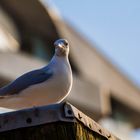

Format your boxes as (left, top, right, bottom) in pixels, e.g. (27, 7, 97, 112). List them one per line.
(0, 69, 53, 96)
(0, 39, 73, 109)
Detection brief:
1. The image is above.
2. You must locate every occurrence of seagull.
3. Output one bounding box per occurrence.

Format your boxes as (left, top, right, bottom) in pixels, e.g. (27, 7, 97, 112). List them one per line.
(0, 39, 73, 109)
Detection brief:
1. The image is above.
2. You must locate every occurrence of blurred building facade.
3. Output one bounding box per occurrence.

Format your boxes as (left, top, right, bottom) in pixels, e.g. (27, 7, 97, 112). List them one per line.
(0, 0, 139, 139)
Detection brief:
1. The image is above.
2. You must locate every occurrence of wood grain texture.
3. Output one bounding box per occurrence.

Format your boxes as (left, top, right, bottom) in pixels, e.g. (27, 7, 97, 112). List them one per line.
(0, 121, 107, 140)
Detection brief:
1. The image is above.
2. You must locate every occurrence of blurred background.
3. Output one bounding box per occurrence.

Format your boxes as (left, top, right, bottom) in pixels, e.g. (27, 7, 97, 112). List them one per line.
(0, 0, 139, 139)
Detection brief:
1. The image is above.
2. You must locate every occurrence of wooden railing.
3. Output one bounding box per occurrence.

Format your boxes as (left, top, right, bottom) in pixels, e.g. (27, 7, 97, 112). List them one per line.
(0, 102, 120, 140)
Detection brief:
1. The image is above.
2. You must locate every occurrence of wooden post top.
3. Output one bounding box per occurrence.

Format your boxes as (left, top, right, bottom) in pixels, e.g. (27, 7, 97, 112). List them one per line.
(0, 102, 120, 140)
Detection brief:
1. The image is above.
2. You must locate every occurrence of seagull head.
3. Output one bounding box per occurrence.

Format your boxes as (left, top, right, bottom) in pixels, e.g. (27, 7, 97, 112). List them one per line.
(54, 39, 69, 57)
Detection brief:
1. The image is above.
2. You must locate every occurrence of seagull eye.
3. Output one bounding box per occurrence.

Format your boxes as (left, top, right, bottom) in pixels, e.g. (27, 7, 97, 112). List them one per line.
(63, 41, 68, 48)
(65, 42, 68, 46)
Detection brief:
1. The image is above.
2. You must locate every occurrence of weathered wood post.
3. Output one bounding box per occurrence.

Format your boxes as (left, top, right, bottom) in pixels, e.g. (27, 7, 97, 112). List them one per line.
(0, 102, 120, 140)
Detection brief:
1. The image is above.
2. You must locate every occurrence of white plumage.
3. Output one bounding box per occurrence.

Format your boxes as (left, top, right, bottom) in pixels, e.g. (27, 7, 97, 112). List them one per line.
(0, 39, 73, 109)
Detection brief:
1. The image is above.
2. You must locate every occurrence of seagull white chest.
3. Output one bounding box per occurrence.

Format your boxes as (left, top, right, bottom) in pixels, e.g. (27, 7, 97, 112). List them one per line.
(16, 57, 73, 107)
(0, 39, 72, 109)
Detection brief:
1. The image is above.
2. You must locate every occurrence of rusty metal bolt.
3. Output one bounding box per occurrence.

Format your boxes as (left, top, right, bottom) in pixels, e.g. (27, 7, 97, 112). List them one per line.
(107, 134, 111, 138)
(67, 109, 72, 115)
(26, 117, 32, 124)
(89, 124, 92, 128)
(99, 128, 102, 134)
(78, 113, 82, 119)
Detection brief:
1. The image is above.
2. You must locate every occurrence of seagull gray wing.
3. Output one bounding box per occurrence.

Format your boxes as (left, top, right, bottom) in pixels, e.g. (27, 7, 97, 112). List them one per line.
(0, 68, 53, 96)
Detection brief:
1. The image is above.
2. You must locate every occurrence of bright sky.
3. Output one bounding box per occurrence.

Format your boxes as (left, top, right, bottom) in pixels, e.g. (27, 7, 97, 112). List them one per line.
(43, 1, 140, 138)
(46, 0, 140, 87)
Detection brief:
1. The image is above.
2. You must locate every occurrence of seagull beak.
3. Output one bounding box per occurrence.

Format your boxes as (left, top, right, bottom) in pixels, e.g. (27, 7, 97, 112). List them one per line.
(57, 43, 63, 48)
